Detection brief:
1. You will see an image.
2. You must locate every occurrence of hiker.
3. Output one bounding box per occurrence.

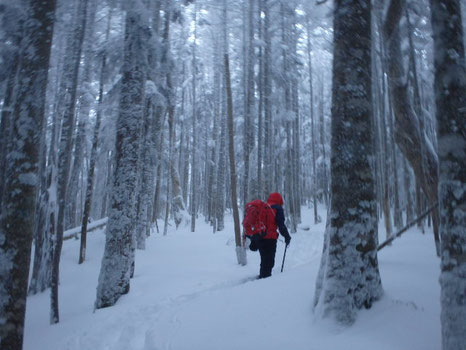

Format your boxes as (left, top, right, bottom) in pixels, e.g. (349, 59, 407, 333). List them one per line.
(251, 192, 291, 279)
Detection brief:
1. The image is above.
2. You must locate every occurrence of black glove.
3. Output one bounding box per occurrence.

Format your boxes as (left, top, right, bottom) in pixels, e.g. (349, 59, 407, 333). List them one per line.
(249, 240, 258, 251)
(284, 235, 291, 246)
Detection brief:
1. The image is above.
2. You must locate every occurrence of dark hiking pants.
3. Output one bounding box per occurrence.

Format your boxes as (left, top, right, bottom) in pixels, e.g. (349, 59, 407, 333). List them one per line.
(258, 239, 277, 278)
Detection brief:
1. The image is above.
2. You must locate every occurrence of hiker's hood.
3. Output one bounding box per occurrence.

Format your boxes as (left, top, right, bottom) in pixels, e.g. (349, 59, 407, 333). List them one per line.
(267, 192, 284, 206)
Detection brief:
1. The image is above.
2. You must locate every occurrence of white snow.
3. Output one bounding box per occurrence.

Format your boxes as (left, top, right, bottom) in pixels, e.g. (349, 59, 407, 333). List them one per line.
(63, 217, 108, 240)
(24, 207, 441, 350)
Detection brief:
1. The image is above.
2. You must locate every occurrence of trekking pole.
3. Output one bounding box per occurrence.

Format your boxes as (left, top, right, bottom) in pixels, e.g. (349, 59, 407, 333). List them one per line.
(281, 244, 288, 273)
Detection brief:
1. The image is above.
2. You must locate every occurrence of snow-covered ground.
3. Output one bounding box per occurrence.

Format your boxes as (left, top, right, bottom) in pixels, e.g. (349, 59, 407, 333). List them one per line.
(24, 207, 441, 350)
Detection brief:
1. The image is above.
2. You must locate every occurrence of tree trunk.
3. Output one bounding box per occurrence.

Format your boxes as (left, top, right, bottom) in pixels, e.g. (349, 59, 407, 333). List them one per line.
(28, 126, 50, 294)
(306, 15, 319, 224)
(263, 0, 273, 196)
(314, 0, 383, 324)
(215, 82, 227, 231)
(29, 66, 62, 292)
(318, 80, 329, 206)
(256, 0, 264, 199)
(189, 4, 198, 232)
(375, 27, 393, 239)
(390, 110, 403, 230)
(207, 34, 221, 228)
(430, 1, 466, 349)
(225, 52, 246, 266)
(151, 111, 164, 228)
(79, 7, 113, 264)
(0, 0, 56, 347)
(403, 157, 415, 223)
(242, 0, 255, 205)
(0, 54, 20, 212)
(383, 0, 440, 255)
(162, 1, 176, 236)
(95, 7, 148, 309)
(66, 0, 99, 230)
(51, 0, 89, 324)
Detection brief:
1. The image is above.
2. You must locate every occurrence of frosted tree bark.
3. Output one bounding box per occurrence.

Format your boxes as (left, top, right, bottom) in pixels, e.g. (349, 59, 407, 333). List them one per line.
(151, 108, 164, 228)
(0, 5, 25, 212)
(207, 36, 220, 228)
(318, 81, 329, 206)
(383, 0, 440, 254)
(280, 2, 300, 232)
(79, 7, 113, 264)
(314, 0, 383, 324)
(221, 0, 245, 263)
(290, 3, 301, 228)
(0, 0, 56, 347)
(242, 0, 255, 205)
(406, 7, 429, 232)
(403, 157, 415, 223)
(263, 0, 273, 195)
(162, 1, 175, 237)
(95, 7, 148, 309)
(389, 108, 403, 230)
(29, 126, 50, 294)
(179, 64, 190, 212)
(225, 52, 247, 266)
(373, 24, 393, 239)
(66, 0, 98, 230)
(430, 1, 466, 349)
(215, 86, 227, 231)
(51, 0, 89, 324)
(190, 4, 198, 233)
(256, 0, 264, 199)
(29, 63, 62, 293)
(0, 53, 20, 213)
(281, 3, 293, 230)
(306, 14, 319, 225)
(170, 162, 188, 228)
(136, 101, 151, 246)
(381, 80, 393, 239)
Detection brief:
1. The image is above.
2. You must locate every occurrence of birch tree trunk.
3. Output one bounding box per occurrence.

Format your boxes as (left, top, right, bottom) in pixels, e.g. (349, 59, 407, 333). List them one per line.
(0, 0, 56, 347)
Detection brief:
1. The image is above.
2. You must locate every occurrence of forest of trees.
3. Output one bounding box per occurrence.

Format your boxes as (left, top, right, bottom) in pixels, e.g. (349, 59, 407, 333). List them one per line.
(0, 0, 464, 349)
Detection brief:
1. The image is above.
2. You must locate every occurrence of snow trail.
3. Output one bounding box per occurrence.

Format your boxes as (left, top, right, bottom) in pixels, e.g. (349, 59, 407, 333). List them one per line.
(24, 207, 440, 350)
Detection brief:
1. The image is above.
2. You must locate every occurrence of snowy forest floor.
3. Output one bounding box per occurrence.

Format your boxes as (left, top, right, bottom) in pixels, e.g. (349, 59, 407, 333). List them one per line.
(24, 207, 441, 350)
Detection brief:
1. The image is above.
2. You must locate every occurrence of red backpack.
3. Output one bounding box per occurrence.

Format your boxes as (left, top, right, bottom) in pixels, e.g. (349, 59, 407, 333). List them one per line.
(242, 199, 276, 239)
